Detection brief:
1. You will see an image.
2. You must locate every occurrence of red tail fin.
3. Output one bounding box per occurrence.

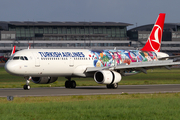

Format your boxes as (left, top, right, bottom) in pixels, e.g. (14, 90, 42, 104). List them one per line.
(11, 46, 16, 56)
(141, 13, 166, 52)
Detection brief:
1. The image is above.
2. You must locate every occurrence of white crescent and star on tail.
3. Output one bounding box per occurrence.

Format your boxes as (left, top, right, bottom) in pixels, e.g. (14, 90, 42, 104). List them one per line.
(148, 25, 162, 52)
(151, 25, 162, 44)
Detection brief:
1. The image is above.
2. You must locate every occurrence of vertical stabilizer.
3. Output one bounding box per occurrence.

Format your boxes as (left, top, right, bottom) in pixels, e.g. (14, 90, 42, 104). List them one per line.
(141, 13, 166, 52)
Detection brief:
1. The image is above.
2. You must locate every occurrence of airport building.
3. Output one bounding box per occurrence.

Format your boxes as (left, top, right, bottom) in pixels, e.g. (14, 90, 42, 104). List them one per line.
(0, 21, 131, 41)
(0, 21, 180, 57)
(127, 23, 180, 41)
(0, 21, 135, 56)
(127, 23, 180, 55)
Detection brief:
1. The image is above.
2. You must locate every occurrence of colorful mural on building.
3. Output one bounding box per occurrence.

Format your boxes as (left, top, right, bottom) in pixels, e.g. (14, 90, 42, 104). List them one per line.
(90, 50, 158, 67)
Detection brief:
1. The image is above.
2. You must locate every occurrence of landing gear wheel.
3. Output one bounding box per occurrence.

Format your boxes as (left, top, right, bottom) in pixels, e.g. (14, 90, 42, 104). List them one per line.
(106, 84, 111, 89)
(23, 85, 31, 90)
(23, 76, 31, 90)
(65, 81, 71, 88)
(71, 80, 76, 88)
(65, 80, 76, 88)
(106, 83, 118, 89)
(112, 83, 118, 89)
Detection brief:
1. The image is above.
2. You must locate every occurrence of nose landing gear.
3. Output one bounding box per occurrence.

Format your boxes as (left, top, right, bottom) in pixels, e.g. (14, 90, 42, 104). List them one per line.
(23, 76, 31, 90)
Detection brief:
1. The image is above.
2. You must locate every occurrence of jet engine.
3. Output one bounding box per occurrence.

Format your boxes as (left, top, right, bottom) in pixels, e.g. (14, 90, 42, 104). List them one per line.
(94, 70, 121, 84)
(32, 77, 58, 84)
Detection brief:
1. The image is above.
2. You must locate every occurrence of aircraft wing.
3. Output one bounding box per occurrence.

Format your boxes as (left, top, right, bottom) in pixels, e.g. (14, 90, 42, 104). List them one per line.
(86, 60, 180, 74)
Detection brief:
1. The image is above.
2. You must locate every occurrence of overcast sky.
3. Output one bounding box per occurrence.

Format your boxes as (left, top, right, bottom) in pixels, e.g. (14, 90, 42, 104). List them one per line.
(1, 0, 180, 29)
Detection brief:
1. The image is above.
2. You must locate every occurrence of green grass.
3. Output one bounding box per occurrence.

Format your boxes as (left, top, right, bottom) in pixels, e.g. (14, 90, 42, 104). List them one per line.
(1, 67, 180, 119)
(1, 67, 180, 88)
(1, 93, 180, 120)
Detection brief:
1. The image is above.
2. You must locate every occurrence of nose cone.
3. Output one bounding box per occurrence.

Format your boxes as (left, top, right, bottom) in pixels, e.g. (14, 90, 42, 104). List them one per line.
(5, 61, 17, 75)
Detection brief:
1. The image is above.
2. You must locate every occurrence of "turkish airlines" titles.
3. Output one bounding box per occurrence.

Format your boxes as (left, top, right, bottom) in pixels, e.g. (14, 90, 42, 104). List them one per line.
(38, 52, 85, 57)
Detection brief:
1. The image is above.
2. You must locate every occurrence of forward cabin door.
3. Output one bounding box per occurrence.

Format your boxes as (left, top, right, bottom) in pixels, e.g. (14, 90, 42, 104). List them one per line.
(33, 52, 40, 67)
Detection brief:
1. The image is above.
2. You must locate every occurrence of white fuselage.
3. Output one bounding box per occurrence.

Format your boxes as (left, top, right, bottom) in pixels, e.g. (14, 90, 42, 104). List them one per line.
(5, 49, 169, 77)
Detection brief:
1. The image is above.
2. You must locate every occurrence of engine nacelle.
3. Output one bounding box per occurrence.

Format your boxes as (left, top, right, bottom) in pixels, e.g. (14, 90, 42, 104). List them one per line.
(94, 70, 121, 84)
(32, 77, 58, 84)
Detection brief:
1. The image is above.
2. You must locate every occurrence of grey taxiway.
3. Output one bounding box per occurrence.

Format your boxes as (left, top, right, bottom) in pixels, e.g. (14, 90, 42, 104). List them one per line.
(1, 84, 180, 97)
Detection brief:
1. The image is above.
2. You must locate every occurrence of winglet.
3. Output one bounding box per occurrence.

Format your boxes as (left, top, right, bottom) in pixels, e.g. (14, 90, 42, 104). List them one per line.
(11, 46, 16, 56)
(141, 13, 166, 52)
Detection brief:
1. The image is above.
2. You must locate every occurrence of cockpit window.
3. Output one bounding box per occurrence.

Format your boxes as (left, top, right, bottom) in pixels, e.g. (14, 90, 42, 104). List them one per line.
(12, 56, 28, 60)
(20, 56, 24, 60)
(13, 56, 20, 60)
(24, 56, 28, 60)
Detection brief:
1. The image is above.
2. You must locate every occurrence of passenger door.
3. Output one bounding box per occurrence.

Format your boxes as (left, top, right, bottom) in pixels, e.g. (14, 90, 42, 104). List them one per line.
(32, 52, 40, 67)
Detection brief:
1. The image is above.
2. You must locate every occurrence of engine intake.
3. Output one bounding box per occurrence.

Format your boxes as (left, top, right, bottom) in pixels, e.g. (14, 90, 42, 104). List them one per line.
(94, 70, 121, 84)
(32, 77, 58, 84)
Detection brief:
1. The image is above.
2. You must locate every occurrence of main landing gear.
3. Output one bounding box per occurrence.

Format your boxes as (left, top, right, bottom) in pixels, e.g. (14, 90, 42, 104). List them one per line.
(23, 76, 31, 90)
(65, 77, 76, 88)
(106, 83, 118, 89)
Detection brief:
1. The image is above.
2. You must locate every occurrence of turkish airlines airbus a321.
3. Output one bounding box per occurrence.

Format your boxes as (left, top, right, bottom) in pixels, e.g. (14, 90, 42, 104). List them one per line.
(4, 13, 180, 90)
